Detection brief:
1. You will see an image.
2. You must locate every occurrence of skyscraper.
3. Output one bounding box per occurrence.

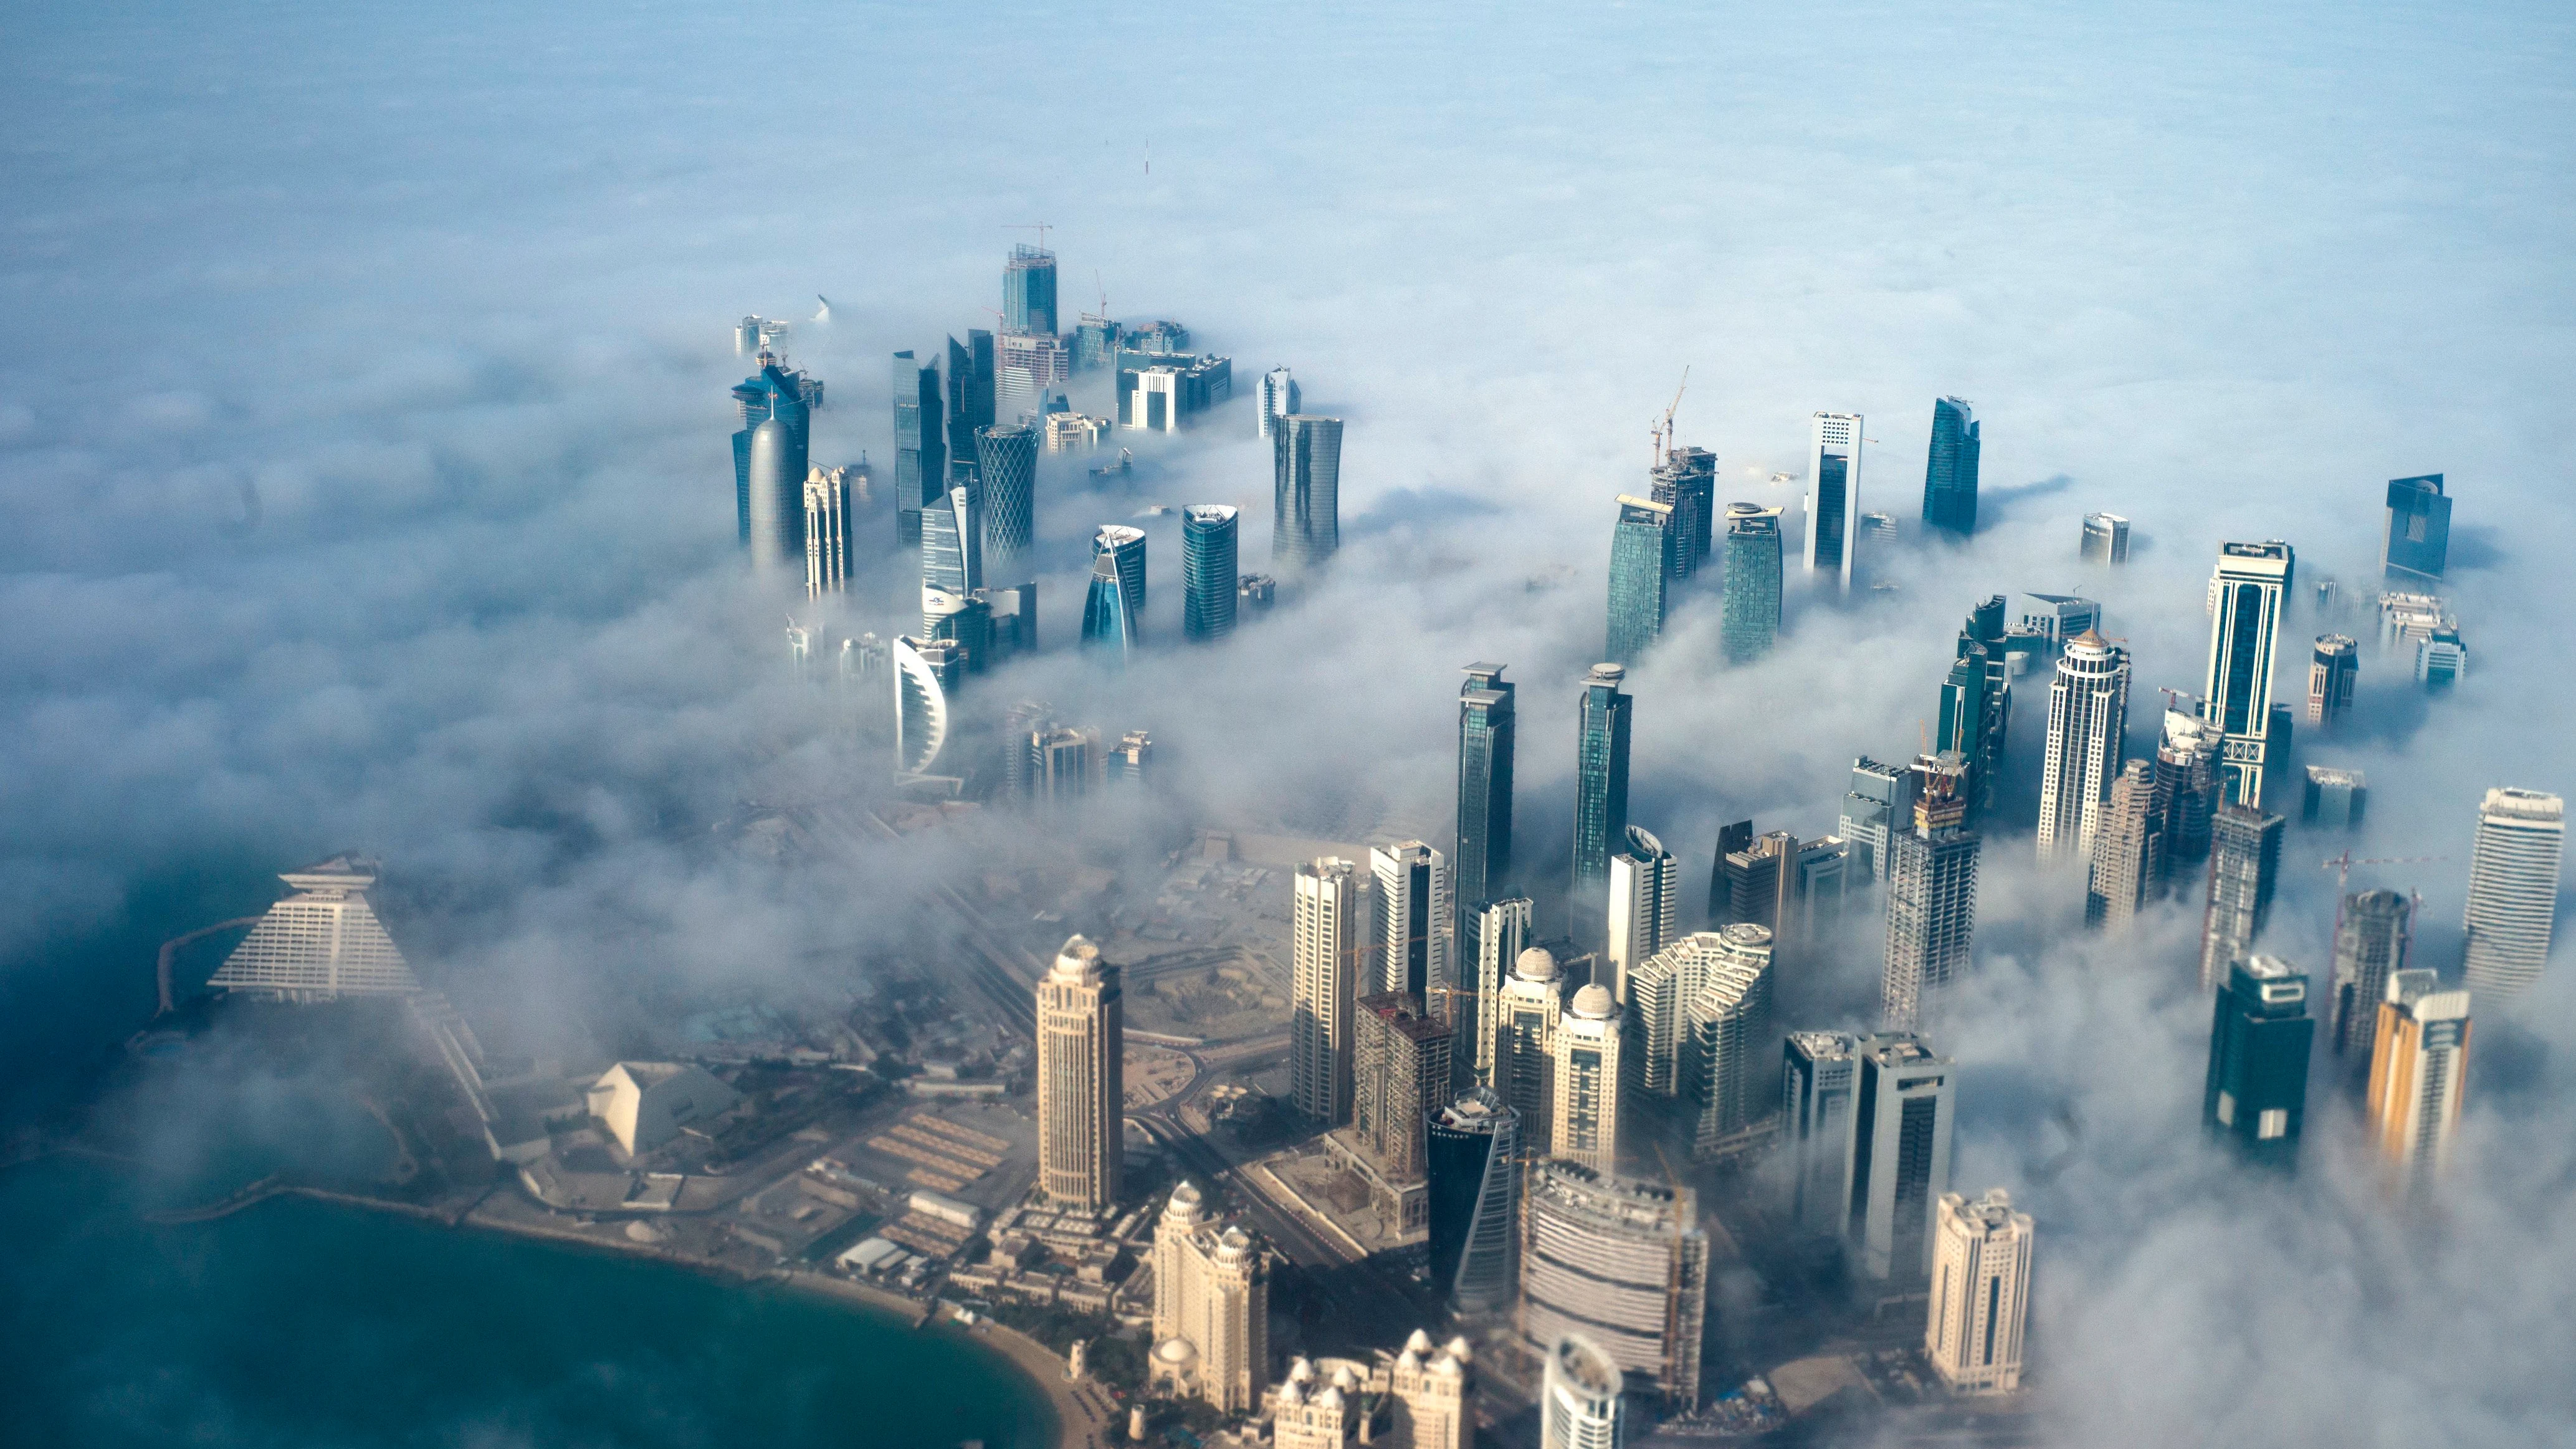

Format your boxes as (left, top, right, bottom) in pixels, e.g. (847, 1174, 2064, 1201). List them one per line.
(1882, 754, 1980, 1032)
(1258, 367, 1299, 439)
(1273, 414, 1343, 568)
(2199, 805, 2286, 992)
(1471, 897, 1536, 1088)
(1036, 935, 1123, 1211)
(1371, 841, 1453, 1000)
(975, 423, 1038, 561)
(1710, 827, 1794, 932)
(1605, 826, 1679, 1003)
(1919, 397, 1981, 535)
(1291, 858, 1374, 1126)
(1539, 1334, 1628, 1449)
(1427, 1088, 1520, 1313)
(2202, 541, 2295, 808)
(1844, 1033, 1955, 1281)
(1925, 1189, 2033, 1395)
(2461, 787, 2564, 995)
(2382, 473, 2451, 582)
(742, 414, 804, 577)
(1151, 1183, 1270, 1412)
(1519, 1161, 1706, 1408)
(2154, 707, 2221, 880)
(2079, 512, 2129, 565)
(1353, 991, 1452, 1192)
(1839, 757, 1920, 887)
(1082, 525, 1147, 660)
(803, 466, 852, 600)
(2084, 760, 2163, 932)
(1494, 945, 1562, 1141)
(2365, 969, 2470, 1191)
(1003, 243, 1057, 335)
(1570, 665, 1633, 900)
(2302, 766, 2368, 829)
(1605, 495, 1675, 664)
(891, 636, 955, 777)
(995, 332, 1071, 420)
(945, 331, 995, 479)
(1937, 596, 2013, 815)
(1549, 984, 1623, 1173)
(1456, 664, 1517, 952)
(2308, 634, 2359, 727)
(1782, 837, 1852, 956)
(203, 859, 421, 1002)
(2330, 889, 2413, 1061)
(2036, 631, 2130, 863)
(1685, 924, 1776, 1162)
(921, 485, 984, 599)
(2203, 955, 2314, 1169)
(1805, 412, 1863, 591)
(1782, 1031, 1859, 1236)
(2415, 628, 2469, 689)
(1720, 503, 1784, 664)
(1651, 445, 1718, 577)
(892, 351, 944, 505)
(1181, 505, 1239, 640)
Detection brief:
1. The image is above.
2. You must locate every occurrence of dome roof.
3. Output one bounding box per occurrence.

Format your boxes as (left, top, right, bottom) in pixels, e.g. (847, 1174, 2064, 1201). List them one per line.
(1153, 1337, 1198, 1365)
(1289, 1357, 1317, 1384)
(1404, 1328, 1434, 1355)
(1397, 1349, 1422, 1370)
(1570, 983, 1616, 1019)
(1051, 934, 1104, 982)
(1719, 922, 1773, 948)
(1315, 1386, 1345, 1410)
(1512, 946, 1559, 981)
(1429, 1353, 1463, 1378)
(1444, 1336, 1472, 1362)
(1163, 1180, 1203, 1219)
(1277, 1380, 1307, 1407)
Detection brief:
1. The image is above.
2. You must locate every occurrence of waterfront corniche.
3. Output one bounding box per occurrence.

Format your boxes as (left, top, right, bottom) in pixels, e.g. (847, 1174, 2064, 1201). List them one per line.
(0, 1155, 1056, 1448)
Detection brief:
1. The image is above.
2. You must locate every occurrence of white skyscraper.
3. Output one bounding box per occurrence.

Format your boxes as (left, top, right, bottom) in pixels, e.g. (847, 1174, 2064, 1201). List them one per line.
(204, 858, 422, 1001)
(1685, 924, 1776, 1162)
(1292, 858, 1375, 1124)
(1370, 841, 1454, 1002)
(1925, 1188, 2034, 1395)
(1540, 1333, 1627, 1449)
(1803, 412, 1864, 592)
(1259, 366, 1300, 439)
(2036, 631, 2131, 863)
(1472, 897, 1536, 1087)
(2461, 788, 2564, 995)
(1549, 984, 1624, 1173)
(2200, 540, 2294, 808)
(1605, 826, 1679, 1004)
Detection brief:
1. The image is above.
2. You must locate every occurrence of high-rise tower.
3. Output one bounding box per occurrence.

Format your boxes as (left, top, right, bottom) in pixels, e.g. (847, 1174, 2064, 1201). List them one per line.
(1937, 597, 2013, 815)
(1273, 415, 1343, 568)
(1290, 859, 1375, 1126)
(1258, 367, 1299, 439)
(2307, 635, 2359, 727)
(1651, 445, 1718, 576)
(1539, 1333, 1628, 1448)
(2330, 889, 2413, 1062)
(1456, 664, 1517, 953)
(1520, 1163, 1705, 1408)
(892, 350, 944, 506)
(2036, 631, 2130, 863)
(742, 416, 804, 576)
(1493, 945, 1562, 1141)
(945, 332, 995, 480)
(2199, 805, 2286, 992)
(2365, 968, 2470, 1190)
(975, 423, 1038, 562)
(2154, 707, 2221, 880)
(1605, 495, 1675, 664)
(2084, 760, 2163, 931)
(1782, 1031, 1859, 1236)
(1082, 524, 1147, 660)
(2382, 474, 2450, 583)
(2079, 512, 2129, 565)
(1720, 503, 1784, 664)
(1426, 1088, 1519, 1313)
(1003, 243, 1057, 335)
(1925, 1189, 2033, 1394)
(803, 465, 852, 600)
(1839, 757, 1920, 887)
(1371, 842, 1453, 1001)
(1919, 397, 1980, 536)
(1605, 826, 1679, 1003)
(2461, 787, 2564, 995)
(921, 485, 984, 599)
(1036, 935, 1123, 1211)
(1882, 754, 1980, 1032)
(1549, 985, 1623, 1174)
(1844, 1033, 1955, 1281)
(1353, 991, 1452, 1190)
(2202, 541, 2295, 808)
(1181, 505, 1240, 640)
(1805, 412, 1863, 591)
(1571, 666, 1633, 901)
(1684, 924, 1776, 1162)
(2203, 954, 2314, 1169)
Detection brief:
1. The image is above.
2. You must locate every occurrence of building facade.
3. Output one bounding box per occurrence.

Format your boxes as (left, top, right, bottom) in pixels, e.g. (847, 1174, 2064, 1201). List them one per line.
(1036, 935, 1123, 1211)
(1181, 505, 1240, 640)
(2461, 787, 2565, 995)
(1371, 841, 1454, 1001)
(2201, 540, 2296, 808)
(2204, 955, 2314, 1169)
(1720, 502, 1784, 664)
(1651, 444, 1717, 577)
(1273, 414, 1344, 568)
(892, 350, 944, 505)
(2036, 631, 2130, 863)
(975, 423, 1038, 560)
(206, 858, 421, 1000)
(1605, 494, 1676, 664)
(2365, 968, 2471, 1191)
(1426, 1088, 1520, 1313)
(1353, 992, 1453, 1194)
(2382, 473, 2450, 581)
(1258, 366, 1299, 439)
(1844, 1033, 1955, 1282)
(803, 465, 854, 599)
(1571, 665, 1634, 899)
(1782, 1031, 1858, 1236)
(1152, 1182, 1270, 1412)
(1805, 411, 1864, 591)
(1920, 396, 1981, 535)
(1472, 898, 1537, 1087)
(1494, 945, 1562, 1144)
(1605, 826, 1679, 1004)
(1549, 984, 1623, 1173)
(1519, 1160, 1706, 1407)
(1882, 754, 1981, 1032)
(2200, 805, 2286, 992)
(2079, 511, 2129, 565)
(1540, 1334, 1627, 1449)
(2330, 889, 2414, 1062)
(1925, 1189, 2033, 1394)
(1839, 756, 1920, 887)
(2308, 634, 2359, 727)
(1292, 858, 1375, 1126)
(1686, 924, 1777, 1161)
(1456, 664, 1518, 960)
(2085, 760, 2163, 931)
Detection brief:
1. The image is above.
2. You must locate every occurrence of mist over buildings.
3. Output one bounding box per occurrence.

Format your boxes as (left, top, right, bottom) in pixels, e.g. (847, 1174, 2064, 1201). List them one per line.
(3, 1, 2573, 1444)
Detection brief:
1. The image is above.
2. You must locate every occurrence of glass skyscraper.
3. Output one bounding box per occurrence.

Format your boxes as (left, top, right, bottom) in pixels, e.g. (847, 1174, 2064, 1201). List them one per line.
(2203, 954, 2313, 1170)
(1805, 412, 1863, 591)
(1425, 1088, 1519, 1313)
(2202, 540, 2294, 807)
(2381, 473, 2450, 582)
(975, 423, 1038, 562)
(2461, 787, 2564, 995)
(733, 356, 811, 553)
(945, 331, 995, 483)
(1920, 396, 1981, 535)
(920, 486, 983, 598)
(1882, 755, 1980, 1033)
(1570, 664, 1633, 899)
(1455, 664, 1516, 938)
(1936, 596, 2012, 815)
(1720, 503, 1783, 664)
(892, 350, 943, 505)
(1605, 495, 1675, 665)
(1649, 445, 1716, 578)
(2199, 804, 2285, 992)
(1082, 525, 1147, 662)
(1003, 244, 1057, 335)
(1181, 505, 1239, 640)
(1272, 415, 1343, 568)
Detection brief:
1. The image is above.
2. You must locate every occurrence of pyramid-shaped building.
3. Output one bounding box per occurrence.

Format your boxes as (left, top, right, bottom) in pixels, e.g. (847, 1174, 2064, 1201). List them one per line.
(205, 856, 422, 1001)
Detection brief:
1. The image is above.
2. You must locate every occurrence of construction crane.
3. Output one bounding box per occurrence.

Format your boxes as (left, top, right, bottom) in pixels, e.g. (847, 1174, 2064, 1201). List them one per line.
(2321, 851, 2442, 938)
(1652, 367, 1689, 466)
(1004, 222, 1054, 252)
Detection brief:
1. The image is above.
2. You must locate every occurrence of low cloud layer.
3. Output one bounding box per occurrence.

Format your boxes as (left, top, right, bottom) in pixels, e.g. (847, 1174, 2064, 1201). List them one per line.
(4, 1, 2572, 1444)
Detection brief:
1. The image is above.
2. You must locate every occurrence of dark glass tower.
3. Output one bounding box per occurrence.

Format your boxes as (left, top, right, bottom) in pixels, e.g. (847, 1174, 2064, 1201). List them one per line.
(1571, 664, 1633, 899)
(1456, 665, 1517, 940)
(1935, 596, 2011, 815)
(733, 355, 811, 549)
(1272, 415, 1343, 567)
(2198, 804, 2285, 992)
(1082, 525, 1146, 663)
(1605, 495, 1676, 665)
(1181, 505, 1239, 640)
(1650, 446, 1717, 578)
(1426, 1087, 1520, 1313)
(892, 351, 944, 506)
(945, 332, 995, 484)
(2204, 955, 2314, 1169)
(974, 423, 1038, 562)
(2382, 474, 2450, 581)
(2329, 889, 2413, 1063)
(1920, 397, 1982, 535)
(1882, 755, 1980, 1033)
(1004, 244, 1057, 335)
(1720, 503, 1783, 664)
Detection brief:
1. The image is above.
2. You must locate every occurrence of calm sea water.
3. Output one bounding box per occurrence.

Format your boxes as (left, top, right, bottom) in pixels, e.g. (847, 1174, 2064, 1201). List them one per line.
(0, 1155, 1056, 1449)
